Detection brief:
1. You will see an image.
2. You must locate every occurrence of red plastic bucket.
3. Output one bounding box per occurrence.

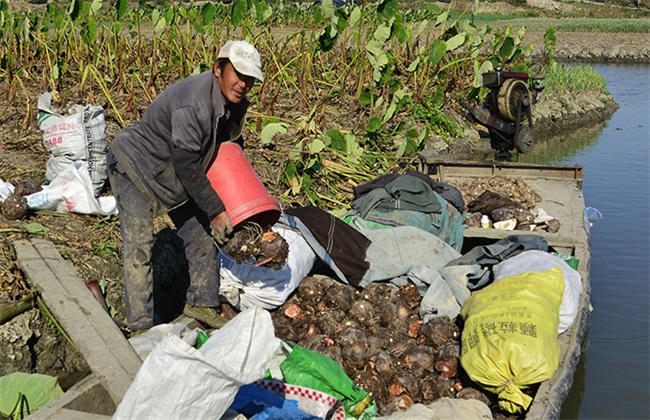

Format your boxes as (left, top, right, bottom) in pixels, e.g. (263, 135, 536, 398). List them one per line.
(206, 142, 281, 228)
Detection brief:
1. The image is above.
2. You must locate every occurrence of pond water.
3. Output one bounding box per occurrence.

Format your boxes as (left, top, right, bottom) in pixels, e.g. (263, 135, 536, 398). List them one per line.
(524, 64, 649, 419)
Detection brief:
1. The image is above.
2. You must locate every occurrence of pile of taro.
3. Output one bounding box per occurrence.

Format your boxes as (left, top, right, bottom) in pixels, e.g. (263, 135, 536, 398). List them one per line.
(270, 275, 493, 416)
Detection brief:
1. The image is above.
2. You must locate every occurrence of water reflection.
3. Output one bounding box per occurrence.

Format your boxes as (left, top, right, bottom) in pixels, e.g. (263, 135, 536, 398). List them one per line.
(519, 122, 606, 164)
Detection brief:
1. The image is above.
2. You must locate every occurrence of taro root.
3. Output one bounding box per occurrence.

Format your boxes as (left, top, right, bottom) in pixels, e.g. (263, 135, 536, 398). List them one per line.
(361, 282, 396, 305)
(491, 207, 534, 224)
(465, 212, 483, 228)
(402, 345, 435, 378)
(380, 298, 413, 331)
(349, 299, 378, 329)
(382, 394, 415, 416)
(457, 387, 492, 406)
(273, 322, 302, 344)
(365, 333, 384, 357)
(389, 373, 420, 402)
(407, 318, 423, 338)
(259, 230, 289, 269)
(365, 350, 397, 383)
(223, 224, 288, 269)
(545, 218, 561, 233)
(339, 326, 369, 370)
(283, 303, 306, 321)
(434, 341, 460, 378)
(305, 334, 343, 366)
(325, 283, 357, 312)
(384, 332, 412, 359)
(354, 370, 387, 402)
(14, 178, 41, 196)
(397, 283, 422, 310)
(420, 374, 456, 401)
(1, 194, 28, 220)
(418, 316, 459, 348)
(314, 308, 346, 336)
(297, 276, 332, 304)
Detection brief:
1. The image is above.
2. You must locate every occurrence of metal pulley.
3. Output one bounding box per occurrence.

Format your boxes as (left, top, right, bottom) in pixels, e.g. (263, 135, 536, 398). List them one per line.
(497, 79, 531, 122)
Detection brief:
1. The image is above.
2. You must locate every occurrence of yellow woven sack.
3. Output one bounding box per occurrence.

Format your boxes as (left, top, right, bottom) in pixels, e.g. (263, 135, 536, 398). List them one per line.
(460, 266, 564, 414)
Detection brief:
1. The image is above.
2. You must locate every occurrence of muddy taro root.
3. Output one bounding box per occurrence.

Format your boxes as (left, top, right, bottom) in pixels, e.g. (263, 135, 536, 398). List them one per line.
(1, 194, 28, 220)
(270, 276, 469, 416)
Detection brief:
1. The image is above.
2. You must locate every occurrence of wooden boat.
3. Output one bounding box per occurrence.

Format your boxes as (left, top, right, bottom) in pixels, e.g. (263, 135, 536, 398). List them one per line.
(417, 155, 592, 419)
(19, 157, 591, 419)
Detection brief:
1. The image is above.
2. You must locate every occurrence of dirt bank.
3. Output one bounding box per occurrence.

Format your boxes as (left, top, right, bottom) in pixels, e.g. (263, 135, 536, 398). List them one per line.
(526, 30, 650, 63)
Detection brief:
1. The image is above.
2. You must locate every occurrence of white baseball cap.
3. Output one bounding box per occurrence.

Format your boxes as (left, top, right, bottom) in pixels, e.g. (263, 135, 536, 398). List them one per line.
(218, 40, 264, 82)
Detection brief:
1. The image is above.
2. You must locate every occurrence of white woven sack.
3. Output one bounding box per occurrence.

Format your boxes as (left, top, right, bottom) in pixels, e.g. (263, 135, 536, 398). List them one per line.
(37, 92, 108, 195)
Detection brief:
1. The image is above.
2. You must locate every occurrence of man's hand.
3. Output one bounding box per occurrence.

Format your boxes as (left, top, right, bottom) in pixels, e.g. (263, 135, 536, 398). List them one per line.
(210, 211, 233, 245)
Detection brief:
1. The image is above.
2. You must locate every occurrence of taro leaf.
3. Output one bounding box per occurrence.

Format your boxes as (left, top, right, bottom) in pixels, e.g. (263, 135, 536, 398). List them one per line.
(115, 0, 127, 20)
(201, 2, 216, 25)
(309, 138, 326, 154)
(84, 17, 97, 43)
(164, 6, 174, 24)
(318, 27, 337, 52)
(325, 129, 346, 152)
(359, 92, 373, 107)
(544, 27, 556, 45)
(393, 15, 408, 44)
(260, 122, 288, 147)
(90, 0, 102, 15)
(154, 16, 166, 33)
(499, 36, 515, 60)
(406, 56, 420, 73)
(193, 20, 205, 35)
(435, 11, 449, 27)
(366, 116, 382, 133)
(373, 22, 391, 44)
(334, 9, 348, 32)
(0, 372, 63, 417)
(68, 0, 80, 20)
(427, 39, 447, 66)
(24, 223, 50, 234)
(302, 174, 317, 204)
(255, 1, 272, 23)
(231, 0, 248, 26)
(283, 160, 297, 182)
(445, 32, 466, 52)
(321, 0, 335, 20)
(377, 0, 398, 21)
(349, 6, 361, 27)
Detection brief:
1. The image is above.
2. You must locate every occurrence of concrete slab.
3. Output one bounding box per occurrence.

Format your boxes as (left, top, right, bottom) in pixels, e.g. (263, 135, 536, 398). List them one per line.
(14, 239, 142, 406)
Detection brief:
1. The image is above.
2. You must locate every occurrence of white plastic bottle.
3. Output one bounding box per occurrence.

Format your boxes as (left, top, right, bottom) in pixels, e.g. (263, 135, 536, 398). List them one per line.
(481, 215, 490, 228)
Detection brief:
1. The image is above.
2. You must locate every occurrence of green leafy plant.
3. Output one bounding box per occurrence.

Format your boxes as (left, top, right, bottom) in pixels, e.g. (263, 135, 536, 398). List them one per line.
(411, 92, 463, 138)
(0, 373, 63, 419)
(91, 240, 118, 259)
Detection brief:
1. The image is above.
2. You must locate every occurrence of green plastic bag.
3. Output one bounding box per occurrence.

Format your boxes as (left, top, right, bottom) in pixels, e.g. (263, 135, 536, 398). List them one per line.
(273, 344, 376, 419)
(460, 267, 564, 414)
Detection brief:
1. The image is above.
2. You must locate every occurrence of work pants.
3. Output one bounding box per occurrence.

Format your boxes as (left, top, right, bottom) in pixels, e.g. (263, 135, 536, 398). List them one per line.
(107, 151, 220, 330)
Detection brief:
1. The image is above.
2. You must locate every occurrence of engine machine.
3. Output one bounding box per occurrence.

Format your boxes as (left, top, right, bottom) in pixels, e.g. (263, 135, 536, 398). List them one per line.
(461, 67, 545, 160)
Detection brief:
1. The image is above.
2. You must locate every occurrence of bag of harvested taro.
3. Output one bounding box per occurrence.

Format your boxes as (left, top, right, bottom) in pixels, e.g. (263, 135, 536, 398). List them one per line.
(459, 267, 564, 414)
(37, 92, 108, 196)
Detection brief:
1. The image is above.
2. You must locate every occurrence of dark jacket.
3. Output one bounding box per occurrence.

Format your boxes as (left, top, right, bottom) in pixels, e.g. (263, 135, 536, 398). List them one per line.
(110, 70, 249, 217)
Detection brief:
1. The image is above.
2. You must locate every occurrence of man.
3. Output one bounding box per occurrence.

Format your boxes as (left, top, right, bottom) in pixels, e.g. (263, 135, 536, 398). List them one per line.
(106, 40, 264, 334)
